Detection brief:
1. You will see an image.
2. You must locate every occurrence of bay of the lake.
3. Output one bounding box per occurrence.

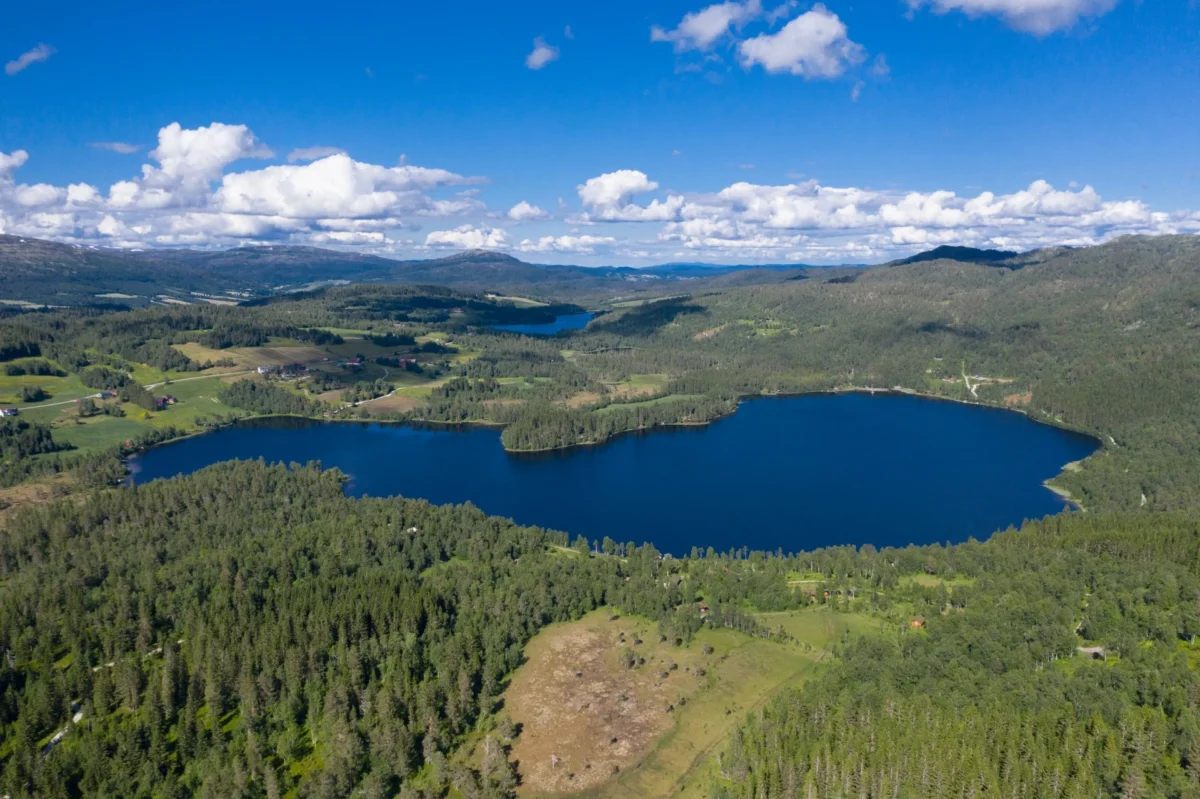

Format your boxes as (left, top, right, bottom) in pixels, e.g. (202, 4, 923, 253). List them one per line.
(130, 393, 1098, 553)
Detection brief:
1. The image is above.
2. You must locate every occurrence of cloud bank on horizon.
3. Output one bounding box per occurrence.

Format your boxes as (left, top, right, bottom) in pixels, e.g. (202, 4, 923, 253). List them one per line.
(1, 119, 1195, 264)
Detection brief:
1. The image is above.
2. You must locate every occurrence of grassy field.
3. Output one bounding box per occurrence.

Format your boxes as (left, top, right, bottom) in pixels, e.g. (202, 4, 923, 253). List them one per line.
(503, 605, 889, 799)
(593, 395, 705, 415)
(757, 606, 892, 654)
(899, 574, 978, 590)
(0, 364, 91, 407)
(489, 294, 550, 308)
(51, 416, 156, 452)
(37, 373, 246, 453)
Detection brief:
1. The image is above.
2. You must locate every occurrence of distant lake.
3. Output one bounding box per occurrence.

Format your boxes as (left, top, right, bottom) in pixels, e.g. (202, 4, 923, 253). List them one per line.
(130, 394, 1098, 553)
(491, 312, 594, 335)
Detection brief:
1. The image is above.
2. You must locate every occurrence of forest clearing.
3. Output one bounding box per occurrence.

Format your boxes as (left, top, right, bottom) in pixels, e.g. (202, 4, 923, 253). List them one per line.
(505, 606, 885, 798)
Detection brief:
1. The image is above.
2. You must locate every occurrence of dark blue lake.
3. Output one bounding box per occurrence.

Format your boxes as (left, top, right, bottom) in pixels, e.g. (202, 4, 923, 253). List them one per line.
(130, 393, 1098, 554)
(491, 312, 594, 335)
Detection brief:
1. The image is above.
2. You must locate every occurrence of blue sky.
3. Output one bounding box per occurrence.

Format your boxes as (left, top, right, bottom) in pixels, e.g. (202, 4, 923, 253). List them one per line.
(1, 0, 1198, 264)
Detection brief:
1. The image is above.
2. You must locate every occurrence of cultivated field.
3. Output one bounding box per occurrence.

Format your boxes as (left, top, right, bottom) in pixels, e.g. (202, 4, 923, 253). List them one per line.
(222, 345, 330, 368)
(358, 394, 423, 415)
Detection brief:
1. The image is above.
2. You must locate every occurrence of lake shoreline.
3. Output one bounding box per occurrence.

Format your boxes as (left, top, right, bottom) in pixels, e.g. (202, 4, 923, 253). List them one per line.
(126, 384, 1104, 513)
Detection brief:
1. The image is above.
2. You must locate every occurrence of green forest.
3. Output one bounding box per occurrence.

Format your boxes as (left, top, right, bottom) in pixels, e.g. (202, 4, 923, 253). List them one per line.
(0, 235, 1199, 797)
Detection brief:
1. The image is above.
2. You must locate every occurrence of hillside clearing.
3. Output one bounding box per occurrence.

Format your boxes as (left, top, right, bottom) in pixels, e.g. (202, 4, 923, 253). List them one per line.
(503, 606, 888, 798)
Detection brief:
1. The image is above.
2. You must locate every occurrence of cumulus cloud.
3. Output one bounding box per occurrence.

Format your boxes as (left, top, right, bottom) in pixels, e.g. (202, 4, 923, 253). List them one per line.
(518, 234, 616, 253)
(287, 146, 347, 163)
(216, 154, 476, 219)
(738, 4, 865, 78)
(14, 183, 64, 207)
(0, 150, 30, 178)
(525, 37, 560, 69)
(0, 122, 487, 251)
(565, 167, 1197, 261)
(5, 44, 55, 76)
(91, 142, 142, 155)
(574, 170, 689, 223)
(907, 0, 1120, 34)
(426, 225, 509, 249)
(107, 122, 274, 210)
(577, 170, 659, 207)
(652, 0, 763, 51)
(152, 122, 274, 183)
(508, 200, 550, 221)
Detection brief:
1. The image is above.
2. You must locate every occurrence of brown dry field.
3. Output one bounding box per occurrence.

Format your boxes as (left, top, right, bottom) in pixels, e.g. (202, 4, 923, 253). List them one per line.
(224, 346, 330, 367)
(506, 612, 709, 795)
(484, 398, 527, 409)
(563, 392, 602, 409)
(171, 343, 248, 373)
(318, 389, 344, 404)
(692, 325, 726, 342)
(0, 474, 79, 525)
(174, 343, 331, 370)
(360, 394, 423, 415)
(606, 384, 659, 401)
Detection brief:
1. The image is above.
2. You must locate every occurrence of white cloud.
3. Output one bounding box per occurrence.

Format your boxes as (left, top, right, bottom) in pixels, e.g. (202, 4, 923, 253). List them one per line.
(575, 170, 690, 223)
(152, 122, 273, 184)
(426, 225, 509, 249)
(0, 122, 489, 252)
(309, 230, 389, 246)
(5, 44, 55, 76)
(1, 122, 1197, 265)
(508, 200, 550, 221)
(869, 54, 890, 79)
(14, 184, 64, 207)
(652, 0, 763, 51)
(738, 4, 865, 78)
(590, 196, 688, 223)
(0, 150, 30, 178)
(90, 142, 142, 155)
(526, 37, 560, 70)
(215, 154, 476, 219)
(566, 168, 1197, 262)
(577, 170, 659, 207)
(66, 184, 101, 205)
(108, 122, 274, 210)
(907, 0, 1120, 34)
(287, 146, 347, 163)
(518, 234, 616, 253)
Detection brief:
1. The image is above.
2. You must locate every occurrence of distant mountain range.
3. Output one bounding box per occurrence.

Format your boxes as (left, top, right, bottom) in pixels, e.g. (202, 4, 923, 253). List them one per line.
(0, 236, 830, 307)
(0, 235, 1058, 308)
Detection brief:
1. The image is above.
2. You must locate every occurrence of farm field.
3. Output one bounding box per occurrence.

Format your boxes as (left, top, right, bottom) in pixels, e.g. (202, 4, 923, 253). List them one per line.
(0, 366, 91, 407)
